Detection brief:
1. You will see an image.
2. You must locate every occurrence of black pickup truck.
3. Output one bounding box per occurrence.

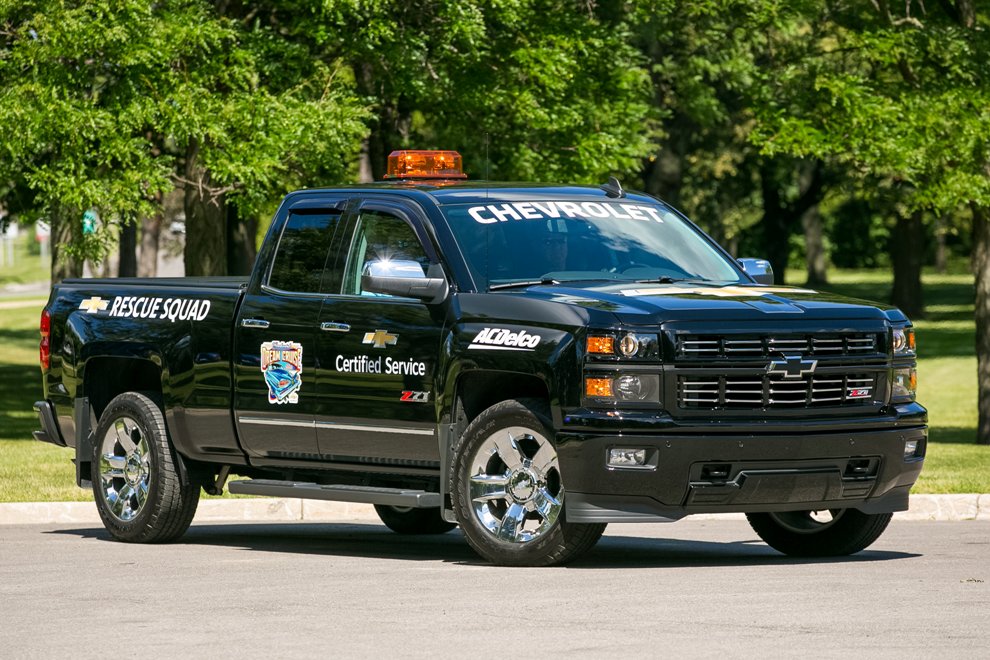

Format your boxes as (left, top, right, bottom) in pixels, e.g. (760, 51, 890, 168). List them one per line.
(34, 150, 926, 566)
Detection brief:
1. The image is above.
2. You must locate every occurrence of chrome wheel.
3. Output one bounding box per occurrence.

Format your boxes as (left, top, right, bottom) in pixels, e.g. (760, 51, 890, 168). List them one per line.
(768, 509, 846, 534)
(468, 426, 563, 544)
(98, 416, 151, 522)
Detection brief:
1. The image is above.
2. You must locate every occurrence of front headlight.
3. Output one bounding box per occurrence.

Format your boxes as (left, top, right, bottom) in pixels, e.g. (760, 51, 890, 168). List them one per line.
(586, 332, 660, 360)
(892, 367, 917, 403)
(585, 373, 661, 405)
(892, 327, 916, 355)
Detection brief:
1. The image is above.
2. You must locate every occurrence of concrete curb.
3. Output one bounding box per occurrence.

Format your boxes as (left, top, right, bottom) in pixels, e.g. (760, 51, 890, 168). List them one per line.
(1, 494, 988, 525)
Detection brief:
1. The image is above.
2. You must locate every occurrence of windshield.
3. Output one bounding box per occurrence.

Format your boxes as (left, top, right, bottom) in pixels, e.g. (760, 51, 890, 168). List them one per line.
(441, 199, 745, 290)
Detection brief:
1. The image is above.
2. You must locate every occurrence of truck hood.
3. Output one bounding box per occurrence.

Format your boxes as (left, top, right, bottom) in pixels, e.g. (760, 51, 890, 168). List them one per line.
(508, 281, 900, 325)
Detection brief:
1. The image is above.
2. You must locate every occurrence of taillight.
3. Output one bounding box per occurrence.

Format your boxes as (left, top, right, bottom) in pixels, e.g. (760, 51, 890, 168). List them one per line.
(40, 308, 51, 370)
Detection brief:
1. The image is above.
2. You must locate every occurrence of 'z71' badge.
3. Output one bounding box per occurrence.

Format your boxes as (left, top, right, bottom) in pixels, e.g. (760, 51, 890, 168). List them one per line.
(261, 340, 303, 404)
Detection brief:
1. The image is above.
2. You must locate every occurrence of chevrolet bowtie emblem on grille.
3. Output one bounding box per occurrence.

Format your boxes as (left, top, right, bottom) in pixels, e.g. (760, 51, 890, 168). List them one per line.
(767, 354, 818, 379)
(78, 296, 109, 314)
(362, 329, 398, 349)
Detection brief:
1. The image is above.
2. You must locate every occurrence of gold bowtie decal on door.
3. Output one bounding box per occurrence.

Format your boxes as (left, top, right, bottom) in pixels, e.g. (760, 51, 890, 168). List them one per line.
(362, 329, 398, 348)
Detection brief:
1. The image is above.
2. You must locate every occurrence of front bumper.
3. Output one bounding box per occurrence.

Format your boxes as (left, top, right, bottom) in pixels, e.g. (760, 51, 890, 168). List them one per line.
(556, 425, 926, 523)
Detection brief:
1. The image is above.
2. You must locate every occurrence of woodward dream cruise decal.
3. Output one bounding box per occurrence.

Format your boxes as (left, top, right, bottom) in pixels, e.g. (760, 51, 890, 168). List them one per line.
(619, 286, 817, 298)
(469, 327, 541, 351)
(78, 295, 212, 322)
(261, 340, 303, 404)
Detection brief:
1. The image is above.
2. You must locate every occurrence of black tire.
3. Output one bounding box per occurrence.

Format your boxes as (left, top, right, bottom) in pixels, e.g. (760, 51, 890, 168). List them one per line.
(452, 398, 606, 566)
(746, 509, 893, 557)
(91, 392, 200, 543)
(373, 505, 457, 535)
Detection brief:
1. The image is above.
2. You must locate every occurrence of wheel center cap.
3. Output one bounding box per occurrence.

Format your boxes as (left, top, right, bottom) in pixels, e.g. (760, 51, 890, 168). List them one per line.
(125, 455, 143, 484)
(508, 469, 538, 503)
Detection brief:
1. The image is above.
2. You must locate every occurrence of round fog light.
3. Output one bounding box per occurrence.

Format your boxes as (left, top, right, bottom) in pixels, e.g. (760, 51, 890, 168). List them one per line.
(619, 333, 639, 357)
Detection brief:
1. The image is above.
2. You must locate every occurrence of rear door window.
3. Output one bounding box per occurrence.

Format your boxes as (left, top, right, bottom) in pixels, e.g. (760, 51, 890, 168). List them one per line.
(268, 209, 345, 293)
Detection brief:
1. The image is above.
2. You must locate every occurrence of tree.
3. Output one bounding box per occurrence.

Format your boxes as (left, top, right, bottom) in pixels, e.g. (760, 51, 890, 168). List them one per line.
(308, 0, 657, 184)
(0, 1, 368, 279)
(751, 0, 990, 441)
(629, 0, 840, 280)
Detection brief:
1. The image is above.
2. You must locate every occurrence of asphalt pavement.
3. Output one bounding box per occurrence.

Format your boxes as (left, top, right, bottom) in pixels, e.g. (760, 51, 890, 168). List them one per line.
(1, 518, 986, 658)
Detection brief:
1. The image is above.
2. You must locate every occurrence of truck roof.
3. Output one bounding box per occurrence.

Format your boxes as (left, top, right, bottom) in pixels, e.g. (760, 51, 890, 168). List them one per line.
(285, 181, 661, 207)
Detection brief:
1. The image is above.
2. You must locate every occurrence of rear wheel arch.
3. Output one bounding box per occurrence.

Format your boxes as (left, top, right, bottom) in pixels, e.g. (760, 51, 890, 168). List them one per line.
(83, 356, 164, 421)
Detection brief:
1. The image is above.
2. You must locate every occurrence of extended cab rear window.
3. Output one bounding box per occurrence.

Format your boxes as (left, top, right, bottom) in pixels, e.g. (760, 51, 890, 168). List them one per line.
(268, 210, 342, 293)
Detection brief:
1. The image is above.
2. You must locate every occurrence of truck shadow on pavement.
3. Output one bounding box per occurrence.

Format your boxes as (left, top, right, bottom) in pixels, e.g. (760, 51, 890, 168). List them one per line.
(50, 521, 920, 568)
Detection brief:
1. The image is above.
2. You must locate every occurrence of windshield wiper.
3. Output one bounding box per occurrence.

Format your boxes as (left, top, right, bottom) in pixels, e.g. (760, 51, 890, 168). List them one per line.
(488, 278, 560, 291)
(634, 276, 688, 284)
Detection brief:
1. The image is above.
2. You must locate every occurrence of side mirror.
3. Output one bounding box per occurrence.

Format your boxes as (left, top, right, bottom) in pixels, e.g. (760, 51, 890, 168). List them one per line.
(738, 258, 774, 285)
(361, 261, 449, 304)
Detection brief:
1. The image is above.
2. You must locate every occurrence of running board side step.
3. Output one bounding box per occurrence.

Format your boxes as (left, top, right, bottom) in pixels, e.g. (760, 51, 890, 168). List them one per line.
(227, 479, 441, 508)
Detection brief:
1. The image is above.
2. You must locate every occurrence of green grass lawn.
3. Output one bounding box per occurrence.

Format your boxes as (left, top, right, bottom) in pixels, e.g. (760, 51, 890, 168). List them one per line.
(1, 268, 988, 501)
(0, 233, 50, 288)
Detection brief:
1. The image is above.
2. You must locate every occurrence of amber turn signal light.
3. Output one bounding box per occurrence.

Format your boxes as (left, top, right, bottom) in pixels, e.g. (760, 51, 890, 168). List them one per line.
(587, 336, 614, 355)
(585, 377, 614, 398)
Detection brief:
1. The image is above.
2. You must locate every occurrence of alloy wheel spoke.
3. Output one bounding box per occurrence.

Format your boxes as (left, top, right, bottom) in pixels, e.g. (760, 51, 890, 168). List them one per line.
(493, 432, 525, 471)
(135, 480, 149, 508)
(114, 420, 136, 454)
(470, 473, 509, 503)
(110, 488, 128, 517)
(496, 503, 528, 542)
(100, 453, 127, 479)
(530, 441, 557, 476)
(136, 435, 149, 460)
(533, 487, 562, 520)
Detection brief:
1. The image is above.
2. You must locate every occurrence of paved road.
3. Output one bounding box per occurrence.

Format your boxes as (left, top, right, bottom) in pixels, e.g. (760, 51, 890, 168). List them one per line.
(1, 519, 987, 658)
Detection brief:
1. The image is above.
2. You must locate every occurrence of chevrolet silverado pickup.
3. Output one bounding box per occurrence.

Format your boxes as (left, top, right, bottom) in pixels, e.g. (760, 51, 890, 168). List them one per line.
(34, 150, 926, 566)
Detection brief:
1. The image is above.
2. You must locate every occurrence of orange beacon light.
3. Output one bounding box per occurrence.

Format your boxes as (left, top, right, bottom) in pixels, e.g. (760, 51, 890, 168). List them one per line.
(384, 150, 468, 180)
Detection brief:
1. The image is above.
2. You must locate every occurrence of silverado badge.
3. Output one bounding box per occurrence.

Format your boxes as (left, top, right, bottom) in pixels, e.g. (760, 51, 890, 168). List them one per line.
(260, 340, 303, 404)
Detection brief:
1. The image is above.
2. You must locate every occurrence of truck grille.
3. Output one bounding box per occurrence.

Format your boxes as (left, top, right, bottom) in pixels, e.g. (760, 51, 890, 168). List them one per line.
(678, 372, 877, 409)
(676, 332, 880, 359)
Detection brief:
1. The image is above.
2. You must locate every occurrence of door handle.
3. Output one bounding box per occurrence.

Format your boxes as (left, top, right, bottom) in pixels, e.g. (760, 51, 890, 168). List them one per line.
(241, 318, 270, 329)
(321, 321, 350, 332)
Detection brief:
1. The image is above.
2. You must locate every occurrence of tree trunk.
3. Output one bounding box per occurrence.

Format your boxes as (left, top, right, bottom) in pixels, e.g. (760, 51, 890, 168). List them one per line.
(50, 206, 83, 284)
(802, 203, 828, 286)
(759, 163, 793, 285)
(226, 205, 258, 276)
(973, 203, 990, 445)
(890, 210, 925, 318)
(757, 159, 825, 286)
(138, 210, 162, 277)
(934, 212, 948, 274)
(183, 139, 227, 277)
(643, 141, 683, 207)
(358, 138, 375, 184)
(117, 219, 137, 278)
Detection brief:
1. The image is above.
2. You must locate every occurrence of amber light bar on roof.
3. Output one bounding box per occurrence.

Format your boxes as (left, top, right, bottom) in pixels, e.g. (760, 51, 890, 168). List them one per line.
(385, 150, 468, 180)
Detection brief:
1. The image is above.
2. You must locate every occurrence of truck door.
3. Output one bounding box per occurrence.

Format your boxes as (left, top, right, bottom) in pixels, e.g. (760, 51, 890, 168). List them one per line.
(314, 200, 445, 466)
(233, 198, 348, 459)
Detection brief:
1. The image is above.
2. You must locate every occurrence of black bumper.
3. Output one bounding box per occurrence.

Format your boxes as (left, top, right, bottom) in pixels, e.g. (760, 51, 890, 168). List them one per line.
(33, 400, 67, 447)
(556, 425, 926, 523)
